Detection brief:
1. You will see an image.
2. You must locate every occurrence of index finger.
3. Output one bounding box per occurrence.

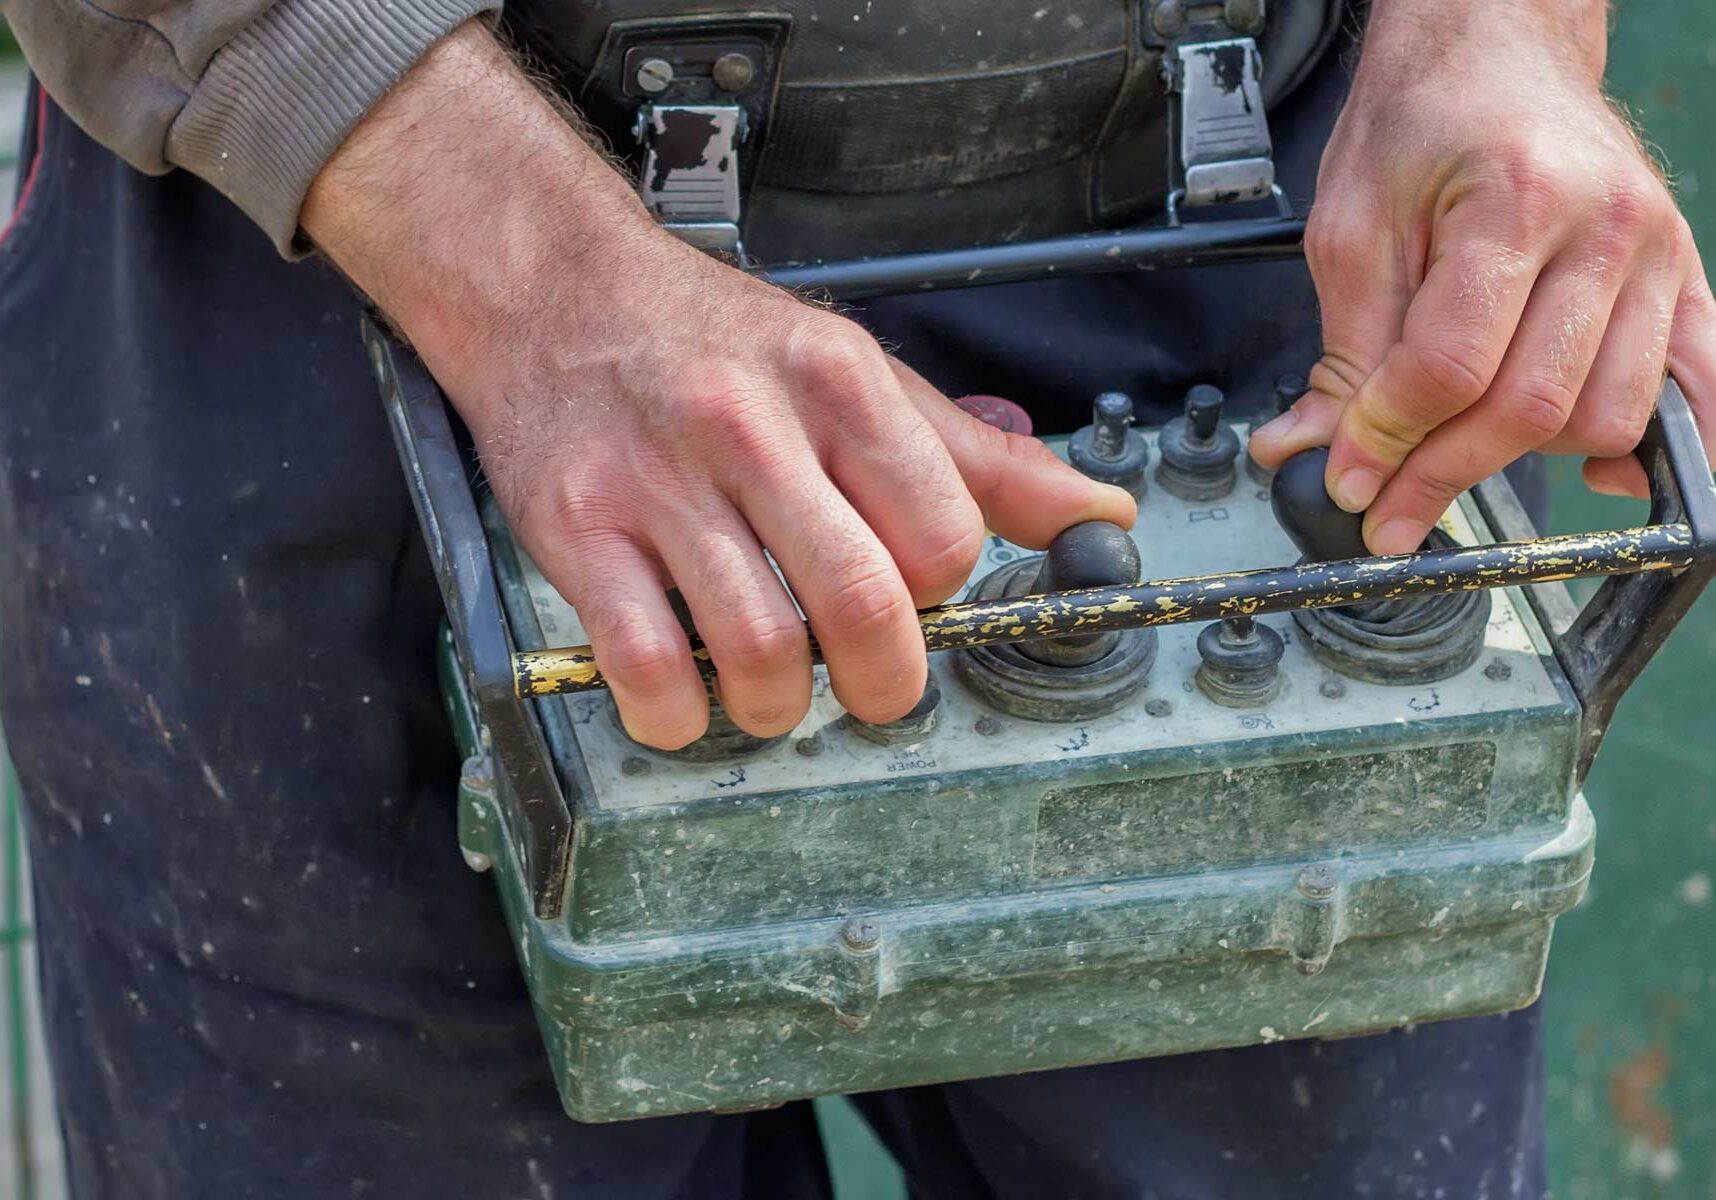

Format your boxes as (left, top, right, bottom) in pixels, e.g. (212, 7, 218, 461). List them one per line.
(1325, 239, 1542, 513)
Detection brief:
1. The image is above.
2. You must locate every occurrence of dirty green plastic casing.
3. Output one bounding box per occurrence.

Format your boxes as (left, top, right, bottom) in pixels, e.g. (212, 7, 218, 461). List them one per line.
(443, 461, 1592, 1123)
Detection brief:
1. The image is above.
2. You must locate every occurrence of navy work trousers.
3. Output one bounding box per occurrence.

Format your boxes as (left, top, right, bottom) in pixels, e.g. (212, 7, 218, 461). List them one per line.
(0, 82, 1547, 1199)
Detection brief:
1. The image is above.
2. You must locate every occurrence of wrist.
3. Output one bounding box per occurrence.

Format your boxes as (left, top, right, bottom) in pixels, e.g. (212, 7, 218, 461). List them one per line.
(302, 21, 661, 371)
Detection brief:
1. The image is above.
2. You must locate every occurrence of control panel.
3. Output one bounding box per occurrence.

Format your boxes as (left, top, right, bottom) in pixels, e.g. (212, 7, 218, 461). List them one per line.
(510, 388, 1561, 815)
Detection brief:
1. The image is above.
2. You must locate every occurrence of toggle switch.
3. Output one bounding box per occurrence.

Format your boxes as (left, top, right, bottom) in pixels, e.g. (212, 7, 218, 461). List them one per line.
(1068, 392, 1150, 497)
(850, 677, 942, 745)
(1156, 385, 1241, 500)
(1195, 615, 1285, 707)
(1248, 372, 1308, 486)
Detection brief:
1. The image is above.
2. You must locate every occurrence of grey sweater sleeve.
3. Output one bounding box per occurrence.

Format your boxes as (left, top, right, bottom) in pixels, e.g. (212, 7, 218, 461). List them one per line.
(1, 0, 500, 254)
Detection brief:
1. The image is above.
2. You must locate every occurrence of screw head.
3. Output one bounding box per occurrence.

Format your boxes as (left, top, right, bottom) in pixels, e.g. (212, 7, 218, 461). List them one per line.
(621, 755, 652, 777)
(712, 51, 757, 93)
(459, 755, 494, 795)
(795, 735, 824, 757)
(1151, 0, 1188, 38)
(1224, 0, 1266, 33)
(839, 918, 881, 952)
(1145, 698, 1173, 718)
(1296, 864, 1338, 900)
(1483, 659, 1513, 682)
(1318, 678, 1347, 700)
(635, 57, 675, 94)
(975, 715, 1004, 736)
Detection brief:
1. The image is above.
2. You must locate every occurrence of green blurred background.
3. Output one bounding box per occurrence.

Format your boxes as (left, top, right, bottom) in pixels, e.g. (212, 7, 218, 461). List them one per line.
(3, 1, 1716, 1196)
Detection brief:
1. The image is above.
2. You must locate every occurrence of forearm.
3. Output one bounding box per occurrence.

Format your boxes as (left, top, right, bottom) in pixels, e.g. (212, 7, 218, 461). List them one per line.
(1361, 0, 1609, 86)
(301, 21, 658, 375)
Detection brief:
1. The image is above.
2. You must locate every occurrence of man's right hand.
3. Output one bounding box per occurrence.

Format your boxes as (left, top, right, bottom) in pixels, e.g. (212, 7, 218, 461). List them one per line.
(303, 22, 1135, 749)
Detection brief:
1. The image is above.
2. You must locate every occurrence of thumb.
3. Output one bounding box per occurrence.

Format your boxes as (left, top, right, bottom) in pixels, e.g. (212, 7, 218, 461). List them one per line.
(1249, 203, 1412, 471)
(888, 360, 1137, 549)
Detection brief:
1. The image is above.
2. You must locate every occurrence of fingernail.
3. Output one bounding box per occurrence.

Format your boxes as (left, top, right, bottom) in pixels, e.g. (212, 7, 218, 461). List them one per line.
(1331, 467, 1384, 513)
(1250, 408, 1298, 443)
(1368, 518, 1425, 556)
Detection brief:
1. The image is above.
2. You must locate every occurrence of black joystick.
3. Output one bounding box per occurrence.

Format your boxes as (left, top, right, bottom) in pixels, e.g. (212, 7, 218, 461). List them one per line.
(1270, 448, 1492, 685)
(1068, 392, 1150, 497)
(953, 520, 1157, 719)
(1156, 385, 1241, 500)
(1020, 521, 1142, 667)
(1269, 446, 1370, 563)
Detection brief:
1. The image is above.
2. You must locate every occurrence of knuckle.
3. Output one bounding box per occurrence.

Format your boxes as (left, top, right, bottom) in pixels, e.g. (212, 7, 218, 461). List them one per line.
(1505, 382, 1577, 443)
(967, 425, 1055, 498)
(1000, 429, 1063, 472)
(1304, 206, 1375, 281)
(1599, 176, 1662, 242)
(1580, 408, 1652, 459)
(1402, 338, 1492, 411)
(1668, 216, 1699, 265)
(676, 366, 769, 432)
(721, 614, 808, 681)
(792, 320, 887, 395)
(822, 563, 911, 643)
(905, 520, 984, 596)
(543, 520, 636, 581)
(601, 634, 691, 697)
(1583, 427, 1644, 461)
(1308, 357, 1366, 405)
(1401, 463, 1473, 510)
(1489, 148, 1565, 232)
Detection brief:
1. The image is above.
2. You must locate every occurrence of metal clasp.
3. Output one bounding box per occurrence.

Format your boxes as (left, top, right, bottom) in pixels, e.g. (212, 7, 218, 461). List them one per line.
(634, 103, 748, 253)
(1162, 33, 1292, 223)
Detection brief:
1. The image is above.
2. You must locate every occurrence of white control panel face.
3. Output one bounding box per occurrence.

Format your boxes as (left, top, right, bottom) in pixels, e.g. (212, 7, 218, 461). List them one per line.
(517, 430, 1561, 812)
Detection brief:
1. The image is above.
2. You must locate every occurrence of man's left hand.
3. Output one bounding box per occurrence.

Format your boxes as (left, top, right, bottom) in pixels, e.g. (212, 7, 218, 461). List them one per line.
(1248, 0, 1716, 554)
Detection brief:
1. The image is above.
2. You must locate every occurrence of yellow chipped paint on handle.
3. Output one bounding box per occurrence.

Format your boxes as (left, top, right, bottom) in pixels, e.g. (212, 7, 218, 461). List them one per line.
(511, 524, 1700, 699)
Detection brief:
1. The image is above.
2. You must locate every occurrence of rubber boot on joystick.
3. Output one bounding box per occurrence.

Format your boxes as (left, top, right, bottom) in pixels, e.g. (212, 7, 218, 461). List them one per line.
(954, 521, 1157, 721)
(1156, 385, 1241, 500)
(1068, 392, 1150, 498)
(1271, 447, 1490, 685)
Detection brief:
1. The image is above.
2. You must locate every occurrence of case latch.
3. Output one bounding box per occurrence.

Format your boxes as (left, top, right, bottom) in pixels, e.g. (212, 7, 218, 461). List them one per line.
(1150, 0, 1290, 222)
(634, 102, 748, 253)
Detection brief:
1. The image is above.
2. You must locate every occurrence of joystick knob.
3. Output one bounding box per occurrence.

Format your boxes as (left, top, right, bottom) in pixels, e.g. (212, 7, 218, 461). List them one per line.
(1269, 446, 1369, 563)
(1029, 520, 1143, 593)
(1156, 384, 1241, 500)
(1020, 521, 1141, 667)
(1186, 384, 1224, 440)
(1068, 392, 1150, 497)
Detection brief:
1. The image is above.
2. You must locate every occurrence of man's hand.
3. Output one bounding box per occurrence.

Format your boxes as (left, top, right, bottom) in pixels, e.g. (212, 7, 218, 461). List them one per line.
(303, 23, 1133, 749)
(1249, 0, 1716, 554)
